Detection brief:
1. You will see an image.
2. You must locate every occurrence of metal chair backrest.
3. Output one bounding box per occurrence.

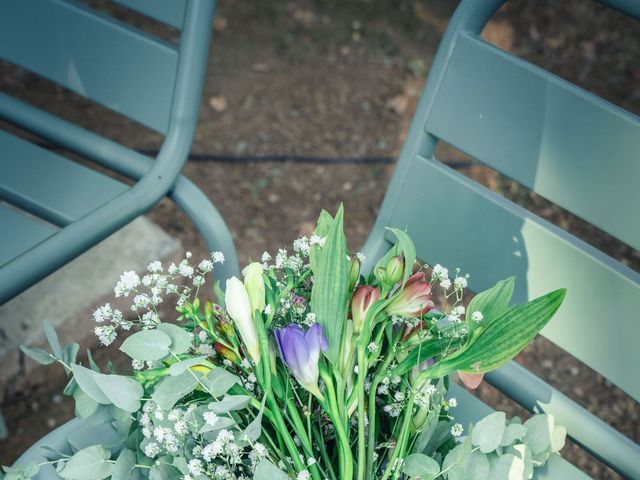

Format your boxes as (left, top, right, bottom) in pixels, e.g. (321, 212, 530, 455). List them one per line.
(361, 1, 640, 477)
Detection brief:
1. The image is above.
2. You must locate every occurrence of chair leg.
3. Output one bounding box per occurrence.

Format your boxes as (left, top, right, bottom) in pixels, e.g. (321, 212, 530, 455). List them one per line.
(169, 175, 240, 283)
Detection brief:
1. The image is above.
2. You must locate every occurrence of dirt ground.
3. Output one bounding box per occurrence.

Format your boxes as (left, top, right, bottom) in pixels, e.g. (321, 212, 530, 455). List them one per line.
(1, 0, 639, 478)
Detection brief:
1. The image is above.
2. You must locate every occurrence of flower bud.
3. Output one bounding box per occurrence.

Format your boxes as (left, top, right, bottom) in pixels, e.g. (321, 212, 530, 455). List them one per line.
(385, 272, 434, 318)
(225, 277, 261, 364)
(351, 285, 380, 334)
(385, 255, 404, 285)
(243, 262, 266, 317)
(214, 342, 239, 363)
(348, 255, 361, 290)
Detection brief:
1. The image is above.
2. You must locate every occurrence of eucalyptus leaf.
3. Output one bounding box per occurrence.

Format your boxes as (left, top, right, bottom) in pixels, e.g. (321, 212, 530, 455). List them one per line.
(500, 422, 527, 447)
(157, 323, 192, 355)
(208, 395, 251, 413)
(70, 364, 110, 405)
(200, 368, 241, 397)
(43, 320, 63, 358)
(471, 412, 506, 453)
(169, 356, 208, 376)
(489, 453, 525, 480)
(151, 370, 199, 410)
(148, 463, 182, 480)
(93, 374, 143, 413)
(111, 449, 136, 480)
(20, 346, 56, 365)
(57, 445, 112, 480)
(522, 414, 554, 455)
(119, 330, 172, 361)
(253, 459, 289, 480)
(2, 462, 39, 480)
(73, 388, 99, 418)
(402, 453, 440, 479)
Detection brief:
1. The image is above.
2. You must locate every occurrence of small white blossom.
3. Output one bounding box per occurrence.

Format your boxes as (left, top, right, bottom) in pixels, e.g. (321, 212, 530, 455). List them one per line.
(454, 276, 468, 290)
(261, 251, 272, 263)
(211, 251, 225, 264)
(309, 235, 326, 247)
(203, 411, 219, 427)
(304, 312, 316, 326)
(143, 442, 160, 458)
(198, 344, 215, 356)
(293, 236, 310, 255)
(95, 325, 116, 346)
(297, 470, 311, 480)
(355, 252, 366, 263)
(452, 305, 465, 316)
(275, 249, 288, 269)
(187, 459, 204, 476)
(92, 303, 112, 323)
(198, 259, 214, 272)
(114, 271, 140, 297)
(440, 278, 452, 290)
(178, 263, 194, 278)
(451, 423, 464, 437)
(147, 260, 163, 273)
(432, 264, 449, 279)
(448, 397, 457, 408)
(367, 342, 379, 353)
(264, 304, 273, 316)
(132, 359, 145, 370)
(472, 311, 484, 322)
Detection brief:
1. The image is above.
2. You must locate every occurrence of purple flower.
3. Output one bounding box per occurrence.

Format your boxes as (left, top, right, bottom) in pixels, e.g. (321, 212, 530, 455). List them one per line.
(274, 323, 327, 399)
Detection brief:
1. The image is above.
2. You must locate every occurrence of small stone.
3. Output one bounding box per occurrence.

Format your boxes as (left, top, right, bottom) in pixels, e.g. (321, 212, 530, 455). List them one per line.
(208, 96, 228, 113)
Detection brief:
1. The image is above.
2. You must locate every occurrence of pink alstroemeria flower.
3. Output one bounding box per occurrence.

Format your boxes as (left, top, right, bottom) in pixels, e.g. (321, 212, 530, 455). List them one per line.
(351, 285, 380, 333)
(385, 272, 435, 318)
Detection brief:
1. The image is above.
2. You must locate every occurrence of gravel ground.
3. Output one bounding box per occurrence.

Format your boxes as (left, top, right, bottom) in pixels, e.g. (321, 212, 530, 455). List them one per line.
(1, 0, 638, 477)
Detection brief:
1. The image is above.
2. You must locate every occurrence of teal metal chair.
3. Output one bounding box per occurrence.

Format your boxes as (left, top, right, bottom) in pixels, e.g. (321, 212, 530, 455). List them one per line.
(0, 0, 239, 306)
(361, 0, 640, 478)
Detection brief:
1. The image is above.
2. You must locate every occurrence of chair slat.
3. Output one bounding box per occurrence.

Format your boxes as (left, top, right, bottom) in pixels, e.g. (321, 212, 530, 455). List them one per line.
(0, 204, 57, 267)
(425, 33, 640, 250)
(448, 383, 592, 479)
(0, 130, 128, 226)
(386, 155, 640, 401)
(0, 0, 179, 133)
(111, 0, 187, 30)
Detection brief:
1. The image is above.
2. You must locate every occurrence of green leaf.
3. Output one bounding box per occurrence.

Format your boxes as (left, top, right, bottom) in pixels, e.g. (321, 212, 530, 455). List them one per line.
(119, 330, 172, 361)
(241, 399, 265, 443)
(442, 435, 472, 480)
(434, 289, 566, 376)
(500, 422, 527, 447)
(111, 449, 136, 480)
(157, 323, 192, 355)
(2, 461, 39, 480)
(522, 414, 554, 455)
(62, 343, 80, 370)
(151, 370, 199, 411)
(58, 445, 113, 480)
(471, 412, 506, 453)
(93, 374, 143, 413)
(253, 459, 289, 480)
(310, 205, 349, 366)
(70, 364, 110, 405)
(43, 320, 63, 358)
(20, 346, 56, 365)
(385, 227, 416, 285)
(200, 368, 240, 397)
(148, 463, 182, 480)
(489, 453, 525, 480)
(309, 209, 334, 274)
(73, 388, 99, 418)
(466, 277, 515, 338)
(208, 395, 251, 413)
(402, 453, 440, 479)
(168, 356, 208, 376)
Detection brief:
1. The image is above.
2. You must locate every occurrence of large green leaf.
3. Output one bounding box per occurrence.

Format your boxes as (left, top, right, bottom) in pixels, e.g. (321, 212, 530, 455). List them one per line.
(310, 205, 349, 366)
(466, 277, 515, 338)
(432, 289, 566, 376)
(93, 373, 144, 413)
(385, 227, 416, 285)
(402, 453, 440, 480)
(309, 209, 334, 274)
(151, 370, 199, 410)
(119, 330, 172, 361)
(157, 323, 192, 355)
(58, 445, 113, 480)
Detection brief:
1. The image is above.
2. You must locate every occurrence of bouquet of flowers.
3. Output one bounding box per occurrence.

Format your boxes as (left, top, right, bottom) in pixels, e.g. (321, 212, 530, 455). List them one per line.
(8, 207, 567, 480)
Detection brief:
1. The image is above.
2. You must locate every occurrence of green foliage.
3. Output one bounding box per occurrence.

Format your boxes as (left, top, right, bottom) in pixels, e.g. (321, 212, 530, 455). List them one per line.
(310, 205, 350, 366)
(253, 459, 289, 480)
(151, 370, 199, 410)
(465, 277, 515, 339)
(385, 227, 416, 286)
(119, 329, 172, 361)
(431, 288, 566, 377)
(402, 453, 441, 479)
(57, 445, 113, 480)
(157, 323, 192, 355)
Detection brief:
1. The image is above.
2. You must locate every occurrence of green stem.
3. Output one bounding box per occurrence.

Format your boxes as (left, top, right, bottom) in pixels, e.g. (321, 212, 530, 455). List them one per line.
(380, 394, 416, 480)
(266, 392, 307, 473)
(356, 346, 367, 480)
(320, 369, 353, 480)
(285, 398, 323, 480)
(314, 424, 337, 480)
